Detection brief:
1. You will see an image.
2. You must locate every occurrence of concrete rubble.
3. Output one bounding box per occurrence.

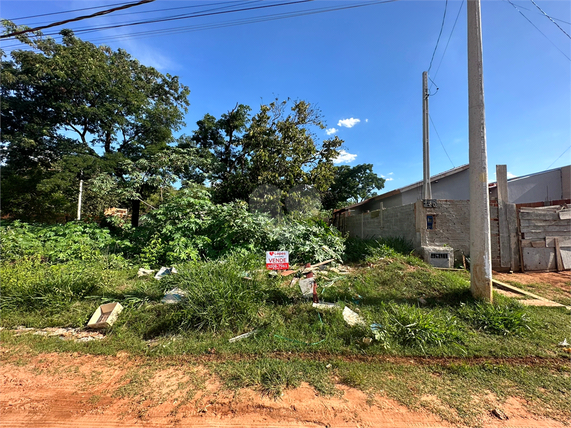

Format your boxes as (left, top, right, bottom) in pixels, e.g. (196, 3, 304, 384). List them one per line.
(6, 326, 105, 342)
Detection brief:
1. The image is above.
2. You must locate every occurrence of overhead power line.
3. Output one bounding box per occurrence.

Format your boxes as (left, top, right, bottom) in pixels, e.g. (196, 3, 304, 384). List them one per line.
(5, 1, 130, 21)
(505, 0, 570, 62)
(529, 0, 571, 40)
(546, 145, 571, 170)
(1, 0, 398, 49)
(427, 0, 448, 74)
(433, 0, 465, 81)
(429, 114, 455, 169)
(1, 0, 156, 39)
(14, 1, 256, 28)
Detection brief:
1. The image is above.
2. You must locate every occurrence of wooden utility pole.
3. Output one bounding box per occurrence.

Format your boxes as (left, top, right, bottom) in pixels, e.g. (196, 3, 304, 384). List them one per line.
(422, 71, 432, 200)
(468, 0, 493, 302)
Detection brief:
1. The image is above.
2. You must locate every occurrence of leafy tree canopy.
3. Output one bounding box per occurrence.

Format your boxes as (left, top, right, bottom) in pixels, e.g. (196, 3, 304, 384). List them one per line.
(1, 23, 190, 224)
(181, 99, 343, 205)
(322, 164, 385, 210)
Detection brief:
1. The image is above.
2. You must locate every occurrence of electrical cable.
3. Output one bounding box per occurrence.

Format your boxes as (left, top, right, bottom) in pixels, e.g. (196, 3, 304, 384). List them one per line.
(428, 114, 455, 169)
(1, 0, 156, 39)
(546, 145, 571, 170)
(505, 0, 570, 62)
(427, 0, 448, 74)
(432, 0, 465, 81)
(5, 1, 130, 21)
(83, 0, 398, 43)
(12, 1, 258, 28)
(0, 0, 398, 49)
(516, 1, 570, 25)
(529, 0, 571, 40)
(40, 0, 317, 36)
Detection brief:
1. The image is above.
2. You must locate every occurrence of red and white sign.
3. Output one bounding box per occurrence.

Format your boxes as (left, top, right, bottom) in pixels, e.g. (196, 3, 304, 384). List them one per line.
(266, 251, 289, 270)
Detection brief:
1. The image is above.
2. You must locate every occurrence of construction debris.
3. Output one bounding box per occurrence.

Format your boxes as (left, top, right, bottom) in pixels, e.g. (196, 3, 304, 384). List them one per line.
(312, 302, 337, 311)
(87, 302, 123, 329)
(228, 329, 259, 343)
(299, 278, 315, 299)
(161, 288, 188, 304)
(7, 326, 105, 342)
(342, 306, 366, 327)
(137, 268, 155, 277)
(154, 266, 178, 280)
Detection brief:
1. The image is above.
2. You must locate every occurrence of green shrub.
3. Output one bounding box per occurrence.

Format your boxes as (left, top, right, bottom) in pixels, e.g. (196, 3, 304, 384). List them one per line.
(343, 237, 413, 263)
(458, 301, 534, 336)
(0, 257, 103, 311)
(160, 254, 283, 333)
(0, 220, 128, 263)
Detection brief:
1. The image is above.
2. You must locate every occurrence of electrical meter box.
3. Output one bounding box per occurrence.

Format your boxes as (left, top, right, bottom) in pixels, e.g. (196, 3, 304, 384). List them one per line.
(421, 246, 454, 269)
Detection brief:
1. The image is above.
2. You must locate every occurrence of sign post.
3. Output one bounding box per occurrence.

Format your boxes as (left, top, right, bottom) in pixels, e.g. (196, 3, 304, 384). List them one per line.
(266, 251, 289, 271)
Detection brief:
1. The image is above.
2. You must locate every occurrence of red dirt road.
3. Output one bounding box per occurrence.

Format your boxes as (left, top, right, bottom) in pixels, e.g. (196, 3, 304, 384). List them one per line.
(1, 351, 567, 428)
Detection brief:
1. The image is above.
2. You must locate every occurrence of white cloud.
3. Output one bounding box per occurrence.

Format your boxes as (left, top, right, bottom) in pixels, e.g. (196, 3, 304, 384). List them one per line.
(507, 172, 516, 178)
(365, 119, 369, 123)
(334, 150, 357, 164)
(381, 174, 394, 182)
(325, 128, 338, 135)
(337, 118, 361, 128)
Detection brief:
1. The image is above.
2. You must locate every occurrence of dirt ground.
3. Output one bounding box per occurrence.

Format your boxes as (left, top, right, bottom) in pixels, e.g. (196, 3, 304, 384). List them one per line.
(1, 350, 568, 428)
(493, 271, 570, 304)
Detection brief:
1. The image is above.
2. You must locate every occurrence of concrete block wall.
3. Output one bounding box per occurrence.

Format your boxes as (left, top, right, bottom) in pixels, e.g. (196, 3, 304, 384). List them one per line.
(341, 204, 418, 247)
(418, 200, 470, 263)
(488, 199, 501, 269)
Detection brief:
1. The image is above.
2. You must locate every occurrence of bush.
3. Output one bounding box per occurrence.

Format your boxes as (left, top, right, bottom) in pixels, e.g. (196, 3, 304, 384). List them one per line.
(458, 301, 534, 336)
(160, 254, 284, 333)
(343, 237, 413, 263)
(0, 220, 128, 263)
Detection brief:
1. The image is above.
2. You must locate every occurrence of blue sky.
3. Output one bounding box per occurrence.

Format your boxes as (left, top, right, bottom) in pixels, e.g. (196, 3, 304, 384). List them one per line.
(2, 0, 570, 194)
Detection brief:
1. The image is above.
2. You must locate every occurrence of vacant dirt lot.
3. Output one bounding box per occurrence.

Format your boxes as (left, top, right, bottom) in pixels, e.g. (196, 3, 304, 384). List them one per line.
(493, 271, 570, 305)
(1, 350, 568, 428)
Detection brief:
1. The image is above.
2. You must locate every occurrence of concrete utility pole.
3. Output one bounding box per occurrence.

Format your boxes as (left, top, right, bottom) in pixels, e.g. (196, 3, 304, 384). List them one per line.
(77, 171, 83, 221)
(422, 71, 432, 200)
(468, 0, 493, 302)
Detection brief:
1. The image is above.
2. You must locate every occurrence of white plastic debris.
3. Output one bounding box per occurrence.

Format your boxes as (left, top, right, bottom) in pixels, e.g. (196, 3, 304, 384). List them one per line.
(161, 287, 187, 304)
(154, 266, 178, 280)
(137, 268, 155, 277)
(312, 302, 337, 311)
(342, 306, 366, 327)
(228, 330, 259, 343)
(558, 338, 569, 347)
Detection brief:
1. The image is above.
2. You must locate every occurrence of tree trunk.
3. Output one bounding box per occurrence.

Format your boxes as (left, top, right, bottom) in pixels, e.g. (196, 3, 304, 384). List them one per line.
(131, 199, 140, 227)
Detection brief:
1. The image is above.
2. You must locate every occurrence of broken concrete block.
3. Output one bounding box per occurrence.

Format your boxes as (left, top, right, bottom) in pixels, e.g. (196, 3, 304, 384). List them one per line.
(161, 288, 187, 304)
(312, 302, 337, 311)
(342, 306, 366, 327)
(137, 268, 155, 277)
(154, 266, 178, 280)
(299, 277, 315, 299)
(87, 302, 123, 329)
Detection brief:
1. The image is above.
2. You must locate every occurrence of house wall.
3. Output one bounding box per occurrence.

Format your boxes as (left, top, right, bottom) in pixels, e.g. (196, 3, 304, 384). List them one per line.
(506, 169, 563, 204)
(401, 168, 471, 205)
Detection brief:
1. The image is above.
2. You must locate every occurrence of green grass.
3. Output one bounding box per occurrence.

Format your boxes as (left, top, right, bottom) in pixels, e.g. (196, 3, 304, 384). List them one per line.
(2, 243, 570, 426)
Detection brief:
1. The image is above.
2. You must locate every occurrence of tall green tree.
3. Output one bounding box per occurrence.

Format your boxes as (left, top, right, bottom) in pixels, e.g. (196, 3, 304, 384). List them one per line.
(1, 24, 190, 224)
(181, 99, 343, 204)
(322, 164, 385, 210)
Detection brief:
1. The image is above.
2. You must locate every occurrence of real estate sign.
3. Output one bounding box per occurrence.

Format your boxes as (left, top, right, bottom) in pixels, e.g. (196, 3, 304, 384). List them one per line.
(266, 251, 289, 270)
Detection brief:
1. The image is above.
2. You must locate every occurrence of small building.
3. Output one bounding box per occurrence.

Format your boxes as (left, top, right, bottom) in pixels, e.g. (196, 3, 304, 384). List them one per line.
(332, 164, 571, 272)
